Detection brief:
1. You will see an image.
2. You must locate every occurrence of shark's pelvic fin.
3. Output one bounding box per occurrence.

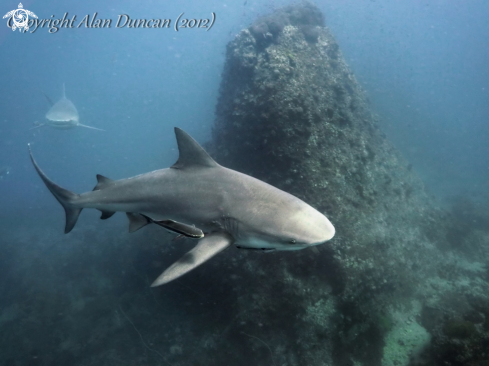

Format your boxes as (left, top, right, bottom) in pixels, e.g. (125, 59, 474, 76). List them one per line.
(171, 127, 219, 170)
(151, 232, 233, 287)
(126, 212, 150, 233)
(29, 144, 82, 233)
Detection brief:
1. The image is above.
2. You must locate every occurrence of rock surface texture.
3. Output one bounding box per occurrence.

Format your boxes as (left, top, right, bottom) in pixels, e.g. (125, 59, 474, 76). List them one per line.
(211, 3, 489, 365)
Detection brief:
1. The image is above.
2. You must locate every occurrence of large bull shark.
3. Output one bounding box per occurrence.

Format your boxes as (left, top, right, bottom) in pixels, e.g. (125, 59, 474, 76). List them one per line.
(29, 128, 335, 286)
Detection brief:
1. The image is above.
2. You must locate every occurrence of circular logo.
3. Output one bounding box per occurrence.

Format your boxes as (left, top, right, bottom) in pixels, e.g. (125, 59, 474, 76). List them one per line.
(3, 3, 37, 32)
(12, 8, 28, 30)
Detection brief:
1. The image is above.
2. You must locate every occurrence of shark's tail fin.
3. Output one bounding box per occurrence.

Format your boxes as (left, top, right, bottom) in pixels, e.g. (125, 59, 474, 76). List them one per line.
(28, 144, 82, 233)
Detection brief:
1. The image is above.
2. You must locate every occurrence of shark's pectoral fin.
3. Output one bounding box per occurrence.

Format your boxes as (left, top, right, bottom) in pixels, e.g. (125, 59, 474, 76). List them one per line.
(126, 212, 150, 233)
(78, 123, 105, 131)
(151, 232, 233, 287)
(142, 215, 204, 239)
(29, 123, 46, 130)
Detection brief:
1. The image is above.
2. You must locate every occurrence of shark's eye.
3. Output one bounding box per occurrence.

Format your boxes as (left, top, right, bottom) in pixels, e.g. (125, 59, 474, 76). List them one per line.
(290, 239, 296, 244)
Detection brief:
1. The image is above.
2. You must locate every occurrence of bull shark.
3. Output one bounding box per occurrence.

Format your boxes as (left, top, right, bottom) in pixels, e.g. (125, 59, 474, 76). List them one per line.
(33, 84, 104, 131)
(29, 128, 335, 286)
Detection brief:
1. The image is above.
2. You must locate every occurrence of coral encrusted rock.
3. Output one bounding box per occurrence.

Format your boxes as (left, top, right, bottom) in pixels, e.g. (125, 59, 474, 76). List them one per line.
(210, 2, 489, 365)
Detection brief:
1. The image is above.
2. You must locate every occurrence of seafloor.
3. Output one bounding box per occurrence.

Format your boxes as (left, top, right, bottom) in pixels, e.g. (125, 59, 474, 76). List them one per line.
(1, 2, 489, 366)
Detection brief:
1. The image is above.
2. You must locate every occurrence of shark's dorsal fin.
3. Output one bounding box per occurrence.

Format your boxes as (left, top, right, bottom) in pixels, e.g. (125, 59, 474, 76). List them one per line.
(93, 174, 114, 191)
(93, 173, 116, 218)
(171, 127, 219, 169)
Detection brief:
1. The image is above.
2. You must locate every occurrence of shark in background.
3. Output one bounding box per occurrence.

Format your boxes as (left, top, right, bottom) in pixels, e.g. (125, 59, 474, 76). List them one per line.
(32, 84, 104, 131)
(29, 128, 335, 286)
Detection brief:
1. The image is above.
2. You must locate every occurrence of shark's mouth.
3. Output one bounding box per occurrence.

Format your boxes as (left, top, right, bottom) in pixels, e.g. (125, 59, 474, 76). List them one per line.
(47, 119, 78, 129)
(236, 246, 276, 252)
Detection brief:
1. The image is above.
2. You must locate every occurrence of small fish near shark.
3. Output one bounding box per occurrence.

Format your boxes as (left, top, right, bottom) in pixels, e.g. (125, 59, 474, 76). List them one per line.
(0, 165, 11, 180)
(29, 128, 335, 286)
(32, 84, 104, 131)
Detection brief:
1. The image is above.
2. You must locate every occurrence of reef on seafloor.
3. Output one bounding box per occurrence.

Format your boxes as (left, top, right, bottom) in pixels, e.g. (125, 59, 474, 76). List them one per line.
(210, 2, 489, 365)
(1, 3, 489, 366)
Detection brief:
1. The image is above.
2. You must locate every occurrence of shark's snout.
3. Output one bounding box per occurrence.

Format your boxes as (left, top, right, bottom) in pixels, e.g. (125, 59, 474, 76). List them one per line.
(294, 205, 335, 246)
(317, 217, 335, 244)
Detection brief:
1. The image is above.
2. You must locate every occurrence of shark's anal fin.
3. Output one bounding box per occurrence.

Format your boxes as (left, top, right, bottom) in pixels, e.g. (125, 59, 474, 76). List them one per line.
(151, 232, 233, 287)
(142, 215, 204, 239)
(99, 210, 115, 220)
(126, 212, 150, 233)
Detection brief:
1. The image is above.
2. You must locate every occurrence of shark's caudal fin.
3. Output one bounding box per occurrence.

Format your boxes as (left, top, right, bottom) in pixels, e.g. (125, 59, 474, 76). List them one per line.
(28, 144, 82, 233)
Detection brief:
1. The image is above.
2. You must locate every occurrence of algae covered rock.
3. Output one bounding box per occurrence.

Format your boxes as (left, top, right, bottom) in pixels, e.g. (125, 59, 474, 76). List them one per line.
(211, 2, 489, 365)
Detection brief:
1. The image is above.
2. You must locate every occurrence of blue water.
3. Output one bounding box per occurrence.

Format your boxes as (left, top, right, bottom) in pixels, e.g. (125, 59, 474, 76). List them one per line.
(1, 0, 488, 364)
(325, 0, 489, 202)
(1, 0, 487, 213)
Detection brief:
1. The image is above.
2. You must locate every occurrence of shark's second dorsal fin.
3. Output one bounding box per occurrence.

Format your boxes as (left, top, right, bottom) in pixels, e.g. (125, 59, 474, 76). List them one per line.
(93, 174, 114, 191)
(171, 127, 219, 170)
